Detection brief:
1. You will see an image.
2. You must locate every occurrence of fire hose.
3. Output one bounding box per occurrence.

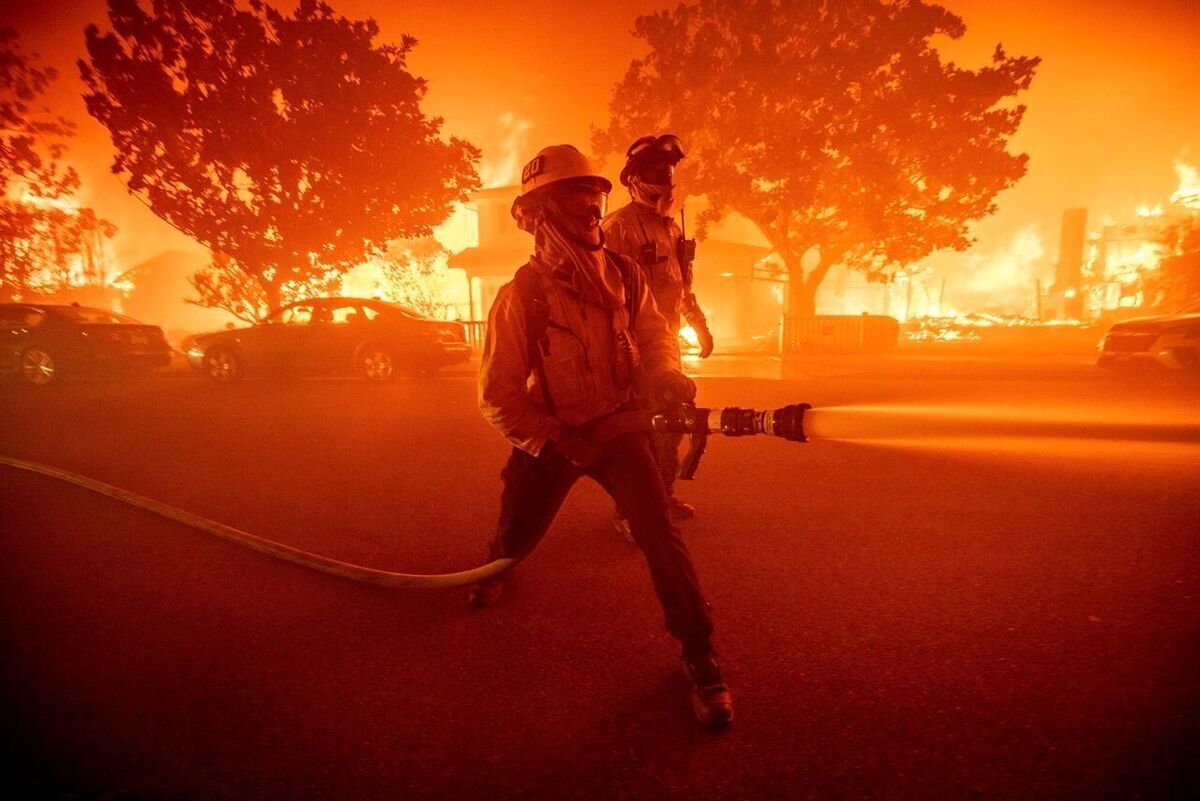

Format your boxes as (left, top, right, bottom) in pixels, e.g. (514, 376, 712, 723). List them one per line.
(0, 403, 812, 589)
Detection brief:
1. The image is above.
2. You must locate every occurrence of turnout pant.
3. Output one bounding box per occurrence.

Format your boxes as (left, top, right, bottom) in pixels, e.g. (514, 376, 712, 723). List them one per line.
(653, 430, 684, 497)
(490, 431, 714, 653)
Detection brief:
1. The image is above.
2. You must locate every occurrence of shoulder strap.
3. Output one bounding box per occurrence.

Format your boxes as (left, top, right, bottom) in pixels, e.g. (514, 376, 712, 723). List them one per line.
(513, 263, 556, 417)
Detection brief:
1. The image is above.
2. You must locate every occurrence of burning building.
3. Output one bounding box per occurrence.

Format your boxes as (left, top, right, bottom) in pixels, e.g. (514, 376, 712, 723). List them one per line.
(0, 191, 118, 306)
(1081, 160, 1200, 318)
(446, 185, 527, 340)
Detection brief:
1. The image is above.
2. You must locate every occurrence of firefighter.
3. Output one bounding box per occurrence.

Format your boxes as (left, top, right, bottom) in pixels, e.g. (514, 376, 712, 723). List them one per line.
(472, 144, 733, 730)
(602, 134, 713, 527)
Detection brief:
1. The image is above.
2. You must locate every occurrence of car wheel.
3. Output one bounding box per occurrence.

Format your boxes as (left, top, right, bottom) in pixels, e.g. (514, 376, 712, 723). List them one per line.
(20, 346, 57, 386)
(204, 347, 243, 383)
(359, 344, 395, 382)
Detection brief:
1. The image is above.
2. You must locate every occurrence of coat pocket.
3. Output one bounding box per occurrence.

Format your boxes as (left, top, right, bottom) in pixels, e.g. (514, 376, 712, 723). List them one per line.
(541, 329, 591, 410)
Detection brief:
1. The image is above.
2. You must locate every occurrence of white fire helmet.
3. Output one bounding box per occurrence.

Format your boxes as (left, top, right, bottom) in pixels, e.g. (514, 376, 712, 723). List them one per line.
(511, 145, 612, 230)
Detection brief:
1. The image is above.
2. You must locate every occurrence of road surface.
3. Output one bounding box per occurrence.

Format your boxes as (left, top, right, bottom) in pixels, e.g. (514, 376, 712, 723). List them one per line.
(2, 356, 1197, 799)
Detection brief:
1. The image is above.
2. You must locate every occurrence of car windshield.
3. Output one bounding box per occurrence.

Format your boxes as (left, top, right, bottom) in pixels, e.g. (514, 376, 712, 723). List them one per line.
(55, 306, 140, 325)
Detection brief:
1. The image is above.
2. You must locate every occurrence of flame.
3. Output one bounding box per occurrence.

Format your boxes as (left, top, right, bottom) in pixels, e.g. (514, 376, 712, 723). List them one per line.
(339, 256, 470, 319)
(433, 202, 478, 254)
(1134, 204, 1163, 218)
(340, 262, 388, 300)
(480, 112, 532, 188)
(1104, 240, 1164, 283)
(340, 243, 470, 320)
(15, 189, 81, 212)
(5, 187, 117, 291)
(1171, 159, 1200, 210)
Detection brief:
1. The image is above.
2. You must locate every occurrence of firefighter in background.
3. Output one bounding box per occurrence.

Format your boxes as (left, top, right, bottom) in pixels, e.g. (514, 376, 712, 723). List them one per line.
(472, 144, 733, 730)
(602, 134, 713, 527)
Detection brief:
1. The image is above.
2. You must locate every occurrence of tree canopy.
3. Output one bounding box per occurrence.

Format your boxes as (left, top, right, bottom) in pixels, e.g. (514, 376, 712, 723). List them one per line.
(595, 0, 1039, 316)
(0, 27, 78, 200)
(80, 0, 480, 317)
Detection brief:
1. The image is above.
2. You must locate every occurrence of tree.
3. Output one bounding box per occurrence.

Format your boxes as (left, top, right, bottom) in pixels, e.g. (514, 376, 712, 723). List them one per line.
(374, 237, 452, 318)
(595, 0, 1039, 317)
(80, 0, 480, 319)
(0, 27, 77, 200)
(1, 27, 116, 300)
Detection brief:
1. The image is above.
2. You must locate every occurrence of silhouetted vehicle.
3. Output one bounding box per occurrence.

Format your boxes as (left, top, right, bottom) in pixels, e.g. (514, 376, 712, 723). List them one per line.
(1097, 301, 1200, 370)
(188, 297, 470, 383)
(0, 303, 172, 386)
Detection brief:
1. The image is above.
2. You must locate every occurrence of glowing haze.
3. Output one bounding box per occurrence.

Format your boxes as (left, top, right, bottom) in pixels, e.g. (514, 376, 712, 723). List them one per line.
(6, 0, 1199, 310)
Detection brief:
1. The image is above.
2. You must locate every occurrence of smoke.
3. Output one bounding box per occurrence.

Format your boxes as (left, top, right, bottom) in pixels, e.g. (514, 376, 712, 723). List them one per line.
(963, 226, 1045, 293)
(947, 225, 1048, 314)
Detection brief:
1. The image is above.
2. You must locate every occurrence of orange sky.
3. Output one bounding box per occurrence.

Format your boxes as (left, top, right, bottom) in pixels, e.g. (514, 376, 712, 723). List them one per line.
(5, 0, 1199, 283)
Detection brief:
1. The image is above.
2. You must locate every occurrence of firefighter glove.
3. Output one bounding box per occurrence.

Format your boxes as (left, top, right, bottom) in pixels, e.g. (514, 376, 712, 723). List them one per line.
(648, 369, 697, 410)
(694, 322, 714, 359)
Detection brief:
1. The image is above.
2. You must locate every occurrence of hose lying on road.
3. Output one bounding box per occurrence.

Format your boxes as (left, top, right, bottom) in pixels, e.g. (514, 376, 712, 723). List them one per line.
(0, 404, 812, 589)
(0, 454, 516, 588)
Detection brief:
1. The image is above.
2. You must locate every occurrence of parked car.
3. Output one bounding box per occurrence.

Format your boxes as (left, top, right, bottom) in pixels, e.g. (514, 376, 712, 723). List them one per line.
(0, 303, 172, 386)
(188, 297, 471, 383)
(1096, 301, 1200, 370)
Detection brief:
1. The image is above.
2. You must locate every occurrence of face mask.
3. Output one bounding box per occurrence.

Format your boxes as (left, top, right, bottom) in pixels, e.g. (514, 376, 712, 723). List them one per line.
(630, 177, 679, 217)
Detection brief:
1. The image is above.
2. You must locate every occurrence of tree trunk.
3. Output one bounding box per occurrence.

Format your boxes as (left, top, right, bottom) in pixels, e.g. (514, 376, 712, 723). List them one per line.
(263, 279, 282, 316)
(787, 279, 818, 319)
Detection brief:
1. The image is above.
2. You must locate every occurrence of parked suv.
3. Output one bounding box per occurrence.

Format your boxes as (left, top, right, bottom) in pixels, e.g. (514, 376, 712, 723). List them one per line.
(1097, 301, 1200, 370)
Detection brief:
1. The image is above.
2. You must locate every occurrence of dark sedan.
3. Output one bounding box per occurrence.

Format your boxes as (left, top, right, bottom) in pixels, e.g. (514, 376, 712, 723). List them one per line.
(189, 297, 471, 383)
(0, 303, 173, 386)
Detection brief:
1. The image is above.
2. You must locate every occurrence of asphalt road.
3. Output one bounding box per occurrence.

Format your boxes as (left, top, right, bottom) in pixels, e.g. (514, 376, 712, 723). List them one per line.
(2, 357, 1198, 799)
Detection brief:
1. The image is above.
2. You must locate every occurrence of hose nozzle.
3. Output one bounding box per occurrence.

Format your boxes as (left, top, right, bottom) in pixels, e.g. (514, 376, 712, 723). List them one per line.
(649, 403, 811, 442)
(715, 403, 811, 442)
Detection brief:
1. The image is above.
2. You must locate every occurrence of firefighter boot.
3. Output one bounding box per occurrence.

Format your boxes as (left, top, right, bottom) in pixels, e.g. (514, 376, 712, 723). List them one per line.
(682, 651, 734, 730)
(467, 575, 505, 609)
(467, 547, 508, 609)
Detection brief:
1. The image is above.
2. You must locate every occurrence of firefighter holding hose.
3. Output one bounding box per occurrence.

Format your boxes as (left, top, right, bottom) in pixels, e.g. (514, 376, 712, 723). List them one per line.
(472, 144, 733, 730)
(603, 135, 713, 530)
